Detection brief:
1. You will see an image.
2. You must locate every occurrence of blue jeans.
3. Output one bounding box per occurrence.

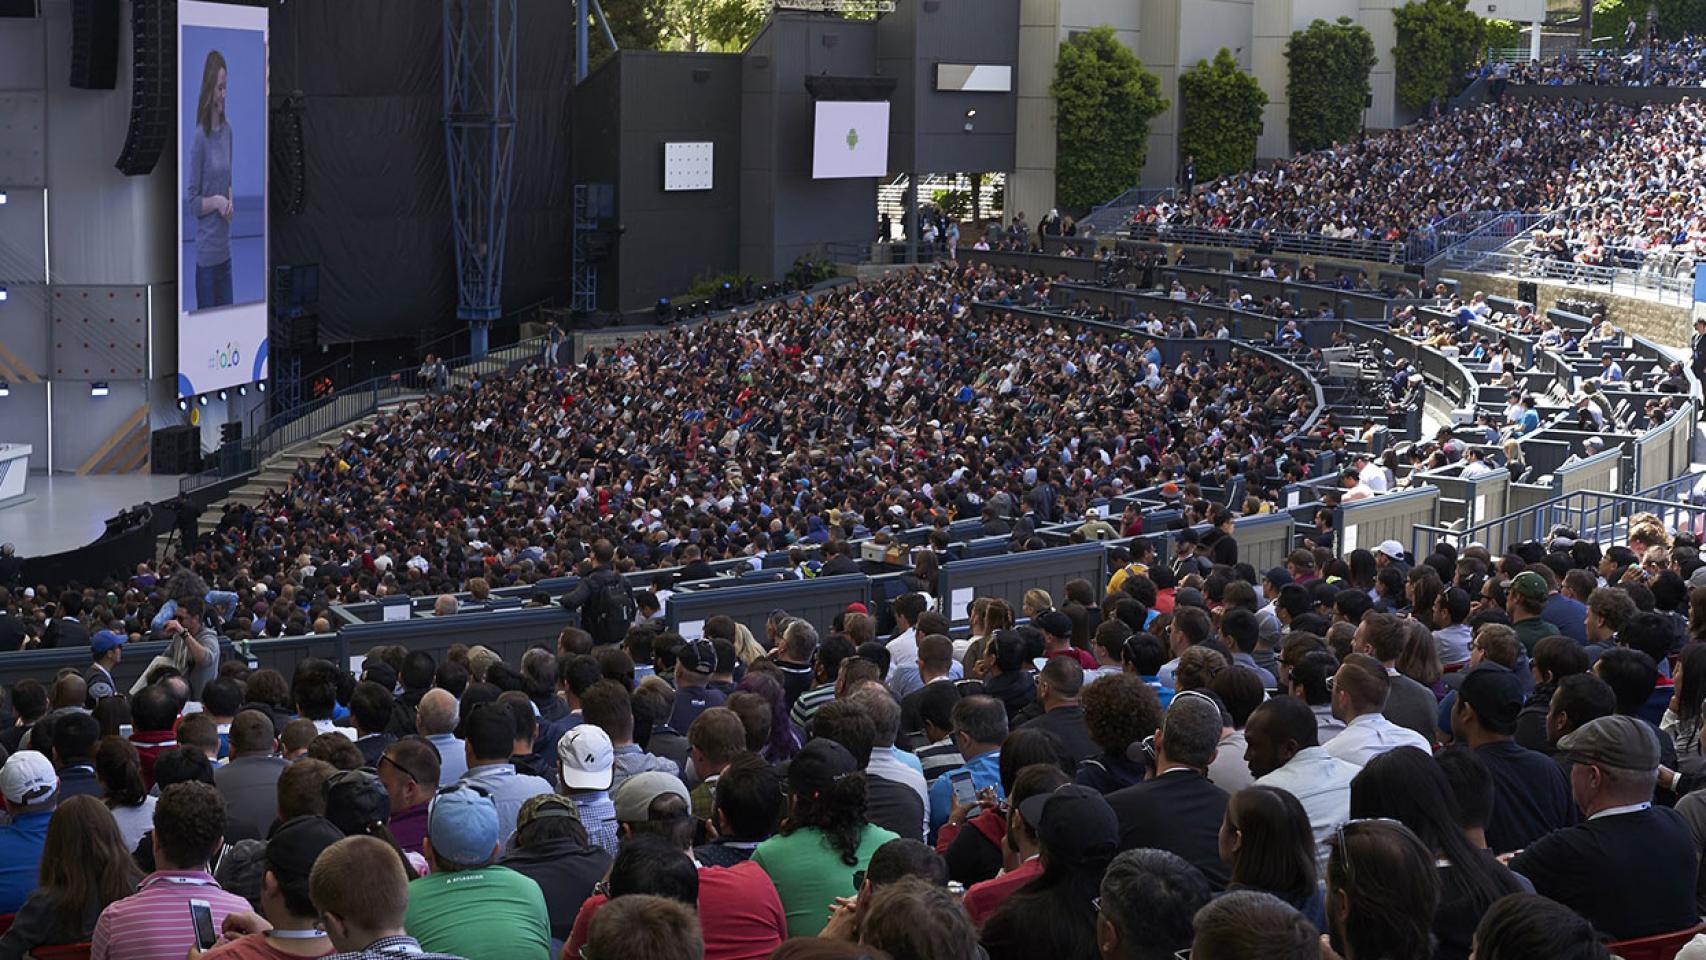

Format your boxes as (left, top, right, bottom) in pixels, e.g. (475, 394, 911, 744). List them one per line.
(195, 259, 233, 310)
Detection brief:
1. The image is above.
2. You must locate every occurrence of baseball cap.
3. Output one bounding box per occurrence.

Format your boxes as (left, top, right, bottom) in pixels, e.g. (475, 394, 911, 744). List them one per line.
(266, 816, 346, 902)
(1376, 540, 1405, 560)
(323, 769, 391, 835)
(427, 782, 500, 866)
(1557, 715, 1662, 772)
(1017, 784, 1118, 862)
(845, 602, 869, 615)
(1034, 610, 1073, 639)
(90, 630, 127, 656)
(557, 724, 615, 790)
(516, 793, 583, 834)
(1509, 571, 1548, 601)
(1264, 567, 1293, 588)
(612, 770, 691, 822)
(788, 738, 859, 799)
(1459, 667, 1525, 728)
(362, 661, 399, 692)
(0, 750, 57, 805)
(1174, 528, 1199, 545)
(678, 638, 716, 676)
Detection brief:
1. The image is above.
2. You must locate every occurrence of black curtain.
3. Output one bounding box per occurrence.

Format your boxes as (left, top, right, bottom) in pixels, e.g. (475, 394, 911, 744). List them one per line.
(270, 0, 573, 344)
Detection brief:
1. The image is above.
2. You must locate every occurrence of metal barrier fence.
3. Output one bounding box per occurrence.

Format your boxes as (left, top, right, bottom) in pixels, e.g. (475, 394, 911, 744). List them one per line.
(1128, 223, 1407, 266)
(1452, 249, 1693, 305)
(665, 574, 871, 643)
(937, 542, 1107, 627)
(1414, 489, 1706, 561)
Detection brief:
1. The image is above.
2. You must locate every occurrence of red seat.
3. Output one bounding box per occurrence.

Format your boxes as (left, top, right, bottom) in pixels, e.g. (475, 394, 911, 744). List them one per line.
(1442, 661, 1466, 674)
(1607, 924, 1705, 960)
(29, 943, 93, 960)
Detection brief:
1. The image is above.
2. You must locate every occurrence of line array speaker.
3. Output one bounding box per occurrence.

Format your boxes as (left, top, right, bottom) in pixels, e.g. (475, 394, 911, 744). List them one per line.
(70, 0, 120, 89)
(151, 424, 199, 475)
(114, 0, 175, 176)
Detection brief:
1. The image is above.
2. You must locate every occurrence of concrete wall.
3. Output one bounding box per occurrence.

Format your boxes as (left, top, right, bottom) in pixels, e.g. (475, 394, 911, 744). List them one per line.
(1442, 269, 1693, 350)
(878, 0, 1019, 178)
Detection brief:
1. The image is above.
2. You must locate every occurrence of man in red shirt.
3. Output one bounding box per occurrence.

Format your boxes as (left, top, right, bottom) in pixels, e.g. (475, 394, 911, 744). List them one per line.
(563, 771, 786, 960)
(199, 815, 345, 959)
(961, 765, 1070, 925)
(1036, 611, 1097, 672)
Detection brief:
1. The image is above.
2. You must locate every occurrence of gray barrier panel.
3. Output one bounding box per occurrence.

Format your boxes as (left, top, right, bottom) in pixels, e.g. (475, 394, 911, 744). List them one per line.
(664, 574, 871, 644)
(1557, 445, 1624, 498)
(1340, 487, 1439, 558)
(1233, 513, 1296, 574)
(937, 542, 1108, 626)
(340, 606, 577, 671)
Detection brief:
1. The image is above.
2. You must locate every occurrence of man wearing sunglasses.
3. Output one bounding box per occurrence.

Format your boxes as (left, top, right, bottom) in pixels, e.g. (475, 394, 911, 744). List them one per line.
(375, 737, 440, 855)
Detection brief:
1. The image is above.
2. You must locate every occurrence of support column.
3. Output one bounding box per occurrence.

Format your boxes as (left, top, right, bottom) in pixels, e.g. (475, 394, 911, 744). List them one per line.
(443, 0, 517, 359)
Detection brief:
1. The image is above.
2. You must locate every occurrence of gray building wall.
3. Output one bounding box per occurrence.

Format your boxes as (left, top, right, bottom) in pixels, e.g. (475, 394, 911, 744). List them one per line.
(740, 14, 881, 281)
(878, 0, 1019, 177)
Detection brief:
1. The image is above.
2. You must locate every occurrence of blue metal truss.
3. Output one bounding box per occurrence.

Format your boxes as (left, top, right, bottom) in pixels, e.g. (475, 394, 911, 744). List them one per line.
(443, 0, 517, 358)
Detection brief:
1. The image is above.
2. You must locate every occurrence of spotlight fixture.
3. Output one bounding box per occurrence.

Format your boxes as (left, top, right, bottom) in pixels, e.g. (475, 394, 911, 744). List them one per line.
(90, 382, 110, 397)
(0, 191, 7, 205)
(198, 394, 209, 406)
(218, 389, 229, 401)
(0, 285, 8, 302)
(238, 384, 248, 396)
(257, 381, 267, 392)
(0, 382, 10, 398)
(178, 398, 188, 411)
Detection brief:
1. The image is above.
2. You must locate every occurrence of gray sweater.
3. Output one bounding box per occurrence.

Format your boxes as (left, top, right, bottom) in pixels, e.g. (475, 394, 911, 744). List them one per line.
(186, 122, 233, 267)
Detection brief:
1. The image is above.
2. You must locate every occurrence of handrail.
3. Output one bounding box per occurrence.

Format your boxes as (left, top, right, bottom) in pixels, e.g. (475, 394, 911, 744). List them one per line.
(1128, 222, 1408, 266)
(1452, 249, 1692, 305)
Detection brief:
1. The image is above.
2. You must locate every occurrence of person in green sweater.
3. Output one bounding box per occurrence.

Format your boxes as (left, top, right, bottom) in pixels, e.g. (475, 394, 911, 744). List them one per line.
(405, 783, 552, 960)
(751, 738, 899, 937)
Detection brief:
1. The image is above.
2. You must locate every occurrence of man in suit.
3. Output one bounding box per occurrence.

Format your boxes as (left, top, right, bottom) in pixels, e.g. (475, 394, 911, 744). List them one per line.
(1019, 657, 1099, 768)
(40, 592, 89, 650)
(1106, 691, 1231, 888)
(1691, 317, 1706, 415)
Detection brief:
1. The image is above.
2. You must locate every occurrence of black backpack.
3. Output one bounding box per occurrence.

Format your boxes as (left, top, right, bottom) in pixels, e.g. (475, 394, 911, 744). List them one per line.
(581, 575, 636, 646)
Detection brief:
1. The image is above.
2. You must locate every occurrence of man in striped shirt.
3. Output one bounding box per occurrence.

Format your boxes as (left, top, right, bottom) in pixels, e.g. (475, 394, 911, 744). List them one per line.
(92, 781, 251, 960)
(790, 634, 856, 735)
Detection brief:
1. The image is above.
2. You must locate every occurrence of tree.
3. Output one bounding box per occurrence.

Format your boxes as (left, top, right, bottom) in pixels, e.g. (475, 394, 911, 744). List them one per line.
(664, 0, 766, 52)
(1393, 0, 1484, 110)
(1593, 0, 1706, 43)
(1285, 17, 1377, 154)
(1482, 18, 1524, 52)
(592, 0, 668, 56)
(1049, 26, 1168, 214)
(1178, 49, 1269, 182)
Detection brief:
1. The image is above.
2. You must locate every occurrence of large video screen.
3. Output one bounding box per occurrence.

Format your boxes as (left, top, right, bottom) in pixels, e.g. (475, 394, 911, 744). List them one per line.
(811, 100, 890, 180)
(177, 0, 268, 398)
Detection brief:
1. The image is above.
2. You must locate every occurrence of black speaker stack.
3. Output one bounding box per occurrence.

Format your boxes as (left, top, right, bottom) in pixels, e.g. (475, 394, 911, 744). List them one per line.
(70, 0, 119, 89)
(115, 0, 174, 176)
(151, 425, 200, 475)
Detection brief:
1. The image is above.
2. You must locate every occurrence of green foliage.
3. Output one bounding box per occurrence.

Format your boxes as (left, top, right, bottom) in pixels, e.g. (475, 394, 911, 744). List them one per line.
(1594, 0, 1706, 43)
(1482, 18, 1524, 51)
(1393, 0, 1484, 109)
(786, 255, 838, 290)
(1286, 17, 1378, 153)
(1049, 26, 1169, 214)
(664, 0, 766, 52)
(686, 271, 751, 299)
(1178, 49, 1269, 182)
(931, 189, 971, 221)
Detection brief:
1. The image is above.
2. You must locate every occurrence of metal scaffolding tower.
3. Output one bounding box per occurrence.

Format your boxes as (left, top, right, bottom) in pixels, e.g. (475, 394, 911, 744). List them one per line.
(570, 184, 598, 315)
(443, 0, 516, 359)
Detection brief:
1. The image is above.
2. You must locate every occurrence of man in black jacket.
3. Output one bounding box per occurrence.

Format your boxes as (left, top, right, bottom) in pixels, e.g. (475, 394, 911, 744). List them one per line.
(1106, 691, 1231, 889)
(1512, 715, 1696, 941)
(1017, 658, 1098, 768)
(559, 540, 633, 646)
(498, 793, 611, 942)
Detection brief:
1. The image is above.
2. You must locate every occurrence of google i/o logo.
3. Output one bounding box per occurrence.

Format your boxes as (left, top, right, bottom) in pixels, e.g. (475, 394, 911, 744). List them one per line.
(208, 342, 242, 370)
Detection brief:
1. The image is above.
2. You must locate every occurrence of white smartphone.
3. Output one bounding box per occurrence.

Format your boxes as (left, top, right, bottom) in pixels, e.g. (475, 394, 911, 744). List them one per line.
(189, 898, 217, 951)
(949, 770, 977, 807)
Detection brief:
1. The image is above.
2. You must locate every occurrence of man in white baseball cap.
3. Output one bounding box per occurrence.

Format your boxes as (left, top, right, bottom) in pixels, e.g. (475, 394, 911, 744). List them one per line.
(0, 750, 58, 912)
(1374, 540, 1411, 576)
(557, 724, 618, 857)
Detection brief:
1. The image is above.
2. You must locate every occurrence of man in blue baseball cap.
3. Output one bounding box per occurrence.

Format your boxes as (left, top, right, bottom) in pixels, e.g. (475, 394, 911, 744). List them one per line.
(85, 629, 126, 704)
(407, 783, 552, 960)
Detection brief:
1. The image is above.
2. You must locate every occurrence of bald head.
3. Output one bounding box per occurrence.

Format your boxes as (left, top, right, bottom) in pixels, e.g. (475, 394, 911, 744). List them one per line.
(417, 688, 459, 736)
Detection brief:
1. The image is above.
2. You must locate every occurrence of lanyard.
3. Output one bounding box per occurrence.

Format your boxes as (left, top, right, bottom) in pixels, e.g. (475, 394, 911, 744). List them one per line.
(266, 930, 329, 941)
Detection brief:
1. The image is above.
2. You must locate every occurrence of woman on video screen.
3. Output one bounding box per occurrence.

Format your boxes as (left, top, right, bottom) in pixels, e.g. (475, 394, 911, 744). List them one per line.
(186, 49, 234, 310)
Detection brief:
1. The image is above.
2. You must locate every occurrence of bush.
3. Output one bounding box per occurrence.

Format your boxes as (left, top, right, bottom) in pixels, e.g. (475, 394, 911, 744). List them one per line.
(1593, 0, 1706, 44)
(785, 255, 837, 291)
(1178, 49, 1269, 182)
(1050, 26, 1168, 214)
(1286, 17, 1377, 153)
(931, 189, 971, 221)
(1482, 18, 1524, 52)
(1393, 0, 1484, 109)
(686, 271, 750, 299)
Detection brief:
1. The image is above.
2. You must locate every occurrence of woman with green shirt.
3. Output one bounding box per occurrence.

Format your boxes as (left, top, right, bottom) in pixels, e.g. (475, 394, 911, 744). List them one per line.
(752, 739, 899, 937)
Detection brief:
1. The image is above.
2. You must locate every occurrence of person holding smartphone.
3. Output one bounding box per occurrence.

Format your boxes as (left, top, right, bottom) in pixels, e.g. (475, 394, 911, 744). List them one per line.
(90, 782, 251, 960)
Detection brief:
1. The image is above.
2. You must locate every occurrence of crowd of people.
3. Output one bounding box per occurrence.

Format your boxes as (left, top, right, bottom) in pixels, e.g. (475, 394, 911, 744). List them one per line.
(0, 261, 1322, 652)
(0, 505, 1703, 960)
(1493, 36, 1706, 87)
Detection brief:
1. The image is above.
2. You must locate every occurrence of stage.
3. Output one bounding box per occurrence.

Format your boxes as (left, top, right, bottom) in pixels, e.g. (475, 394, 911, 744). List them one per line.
(0, 473, 186, 558)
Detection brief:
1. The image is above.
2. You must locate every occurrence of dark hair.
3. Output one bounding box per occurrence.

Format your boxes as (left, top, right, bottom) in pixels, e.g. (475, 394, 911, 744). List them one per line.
(1531, 635, 1589, 683)
(917, 680, 962, 735)
(154, 745, 216, 788)
(609, 833, 698, 905)
(1350, 747, 1521, 923)
(433, 660, 470, 698)
(1325, 819, 1439, 960)
(1191, 889, 1319, 960)
(1674, 643, 1706, 727)
(783, 766, 869, 867)
(52, 710, 101, 763)
(1595, 647, 1659, 716)
(865, 838, 948, 889)
(581, 680, 636, 741)
(1098, 849, 1212, 960)
(1081, 673, 1162, 755)
(860, 877, 978, 960)
(997, 726, 1065, 793)
(1432, 744, 1494, 832)
(402, 651, 437, 691)
(1210, 667, 1265, 728)
(154, 782, 227, 868)
(95, 736, 147, 807)
(812, 700, 876, 768)
(131, 683, 180, 733)
(814, 634, 859, 684)
(1551, 673, 1616, 734)
(1471, 893, 1610, 960)
(291, 660, 341, 720)
(463, 703, 517, 761)
(1120, 632, 1168, 675)
(1621, 611, 1677, 664)
(713, 752, 781, 841)
(350, 681, 395, 734)
(1224, 786, 1316, 905)
(201, 677, 244, 717)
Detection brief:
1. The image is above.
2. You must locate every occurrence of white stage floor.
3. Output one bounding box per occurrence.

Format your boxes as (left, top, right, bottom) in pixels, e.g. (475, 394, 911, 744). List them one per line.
(0, 472, 185, 558)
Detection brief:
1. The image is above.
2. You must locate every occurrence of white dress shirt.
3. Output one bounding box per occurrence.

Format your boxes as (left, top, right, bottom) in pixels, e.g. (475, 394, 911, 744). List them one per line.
(1255, 746, 1360, 865)
(1323, 712, 1432, 767)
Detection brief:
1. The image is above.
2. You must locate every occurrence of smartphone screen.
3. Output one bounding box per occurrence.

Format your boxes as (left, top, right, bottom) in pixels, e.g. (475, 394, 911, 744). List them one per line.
(189, 898, 217, 951)
(950, 770, 977, 807)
